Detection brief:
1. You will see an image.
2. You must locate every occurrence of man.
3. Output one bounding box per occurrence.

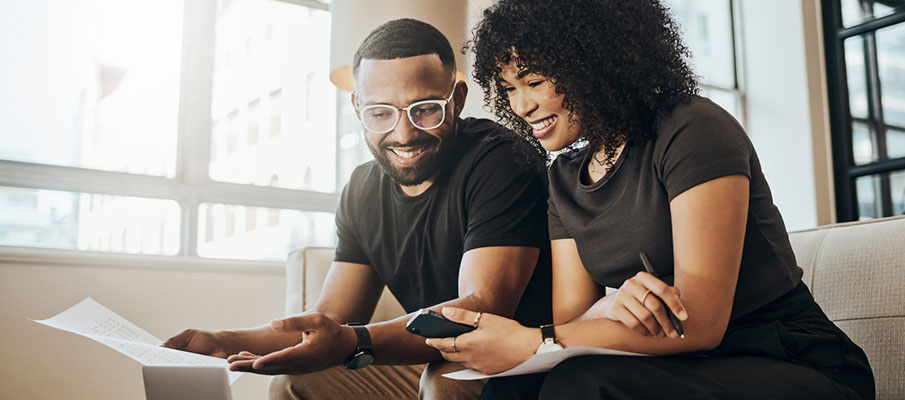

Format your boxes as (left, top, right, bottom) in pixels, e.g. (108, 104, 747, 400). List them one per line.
(164, 18, 551, 399)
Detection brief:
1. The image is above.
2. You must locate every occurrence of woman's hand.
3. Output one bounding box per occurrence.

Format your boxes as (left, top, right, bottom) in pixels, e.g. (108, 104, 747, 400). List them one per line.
(603, 271, 688, 338)
(424, 307, 539, 375)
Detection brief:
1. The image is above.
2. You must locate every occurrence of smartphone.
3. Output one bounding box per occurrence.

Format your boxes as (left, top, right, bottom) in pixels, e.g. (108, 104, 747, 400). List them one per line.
(405, 309, 475, 338)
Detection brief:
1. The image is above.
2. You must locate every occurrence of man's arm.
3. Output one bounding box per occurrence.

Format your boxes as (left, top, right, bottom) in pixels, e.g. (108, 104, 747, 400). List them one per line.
(163, 260, 385, 359)
(230, 245, 539, 373)
(366, 245, 539, 363)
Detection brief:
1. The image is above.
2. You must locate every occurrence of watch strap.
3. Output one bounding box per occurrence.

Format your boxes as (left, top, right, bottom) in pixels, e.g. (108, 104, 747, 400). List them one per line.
(541, 324, 557, 345)
(350, 324, 373, 350)
(343, 323, 374, 369)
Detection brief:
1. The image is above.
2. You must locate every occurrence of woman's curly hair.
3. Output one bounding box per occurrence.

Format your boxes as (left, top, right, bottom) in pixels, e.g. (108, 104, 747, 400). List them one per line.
(469, 0, 698, 165)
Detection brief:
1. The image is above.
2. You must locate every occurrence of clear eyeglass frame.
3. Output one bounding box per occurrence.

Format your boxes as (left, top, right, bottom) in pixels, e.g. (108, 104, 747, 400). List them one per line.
(355, 88, 455, 134)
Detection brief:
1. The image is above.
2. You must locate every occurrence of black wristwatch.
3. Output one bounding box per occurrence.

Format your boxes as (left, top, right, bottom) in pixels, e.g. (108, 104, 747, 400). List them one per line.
(343, 323, 374, 370)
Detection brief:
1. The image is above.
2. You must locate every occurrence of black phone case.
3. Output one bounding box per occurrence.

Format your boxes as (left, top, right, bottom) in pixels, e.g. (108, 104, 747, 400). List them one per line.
(405, 310, 475, 338)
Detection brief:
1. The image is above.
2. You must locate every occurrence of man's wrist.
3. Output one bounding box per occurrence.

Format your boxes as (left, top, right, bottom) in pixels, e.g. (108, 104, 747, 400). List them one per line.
(343, 324, 375, 369)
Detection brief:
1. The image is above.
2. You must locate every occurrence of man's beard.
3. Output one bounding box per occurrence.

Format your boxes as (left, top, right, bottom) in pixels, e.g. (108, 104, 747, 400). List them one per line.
(367, 136, 452, 186)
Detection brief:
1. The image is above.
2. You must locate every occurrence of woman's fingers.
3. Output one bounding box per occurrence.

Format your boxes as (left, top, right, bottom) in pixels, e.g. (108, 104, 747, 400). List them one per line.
(608, 272, 688, 338)
(634, 272, 688, 320)
(638, 291, 678, 338)
(611, 302, 655, 336)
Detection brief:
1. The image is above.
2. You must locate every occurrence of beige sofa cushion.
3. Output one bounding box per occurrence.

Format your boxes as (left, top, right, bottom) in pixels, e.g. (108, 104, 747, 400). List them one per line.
(789, 215, 905, 400)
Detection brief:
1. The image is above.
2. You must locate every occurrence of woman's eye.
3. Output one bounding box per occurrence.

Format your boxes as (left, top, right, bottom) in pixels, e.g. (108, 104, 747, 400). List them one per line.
(528, 80, 544, 88)
(502, 86, 515, 94)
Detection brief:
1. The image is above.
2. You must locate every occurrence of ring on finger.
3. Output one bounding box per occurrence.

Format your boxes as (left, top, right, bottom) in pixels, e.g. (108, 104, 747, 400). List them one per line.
(473, 312, 483, 329)
(451, 337, 459, 352)
(640, 289, 652, 305)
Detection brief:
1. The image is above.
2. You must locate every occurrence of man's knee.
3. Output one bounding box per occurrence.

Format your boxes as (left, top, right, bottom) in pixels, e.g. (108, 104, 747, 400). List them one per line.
(268, 374, 302, 400)
(419, 361, 484, 400)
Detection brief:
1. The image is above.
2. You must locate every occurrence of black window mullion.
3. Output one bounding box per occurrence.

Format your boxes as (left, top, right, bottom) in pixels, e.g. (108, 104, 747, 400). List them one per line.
(825, 0, 860, 221)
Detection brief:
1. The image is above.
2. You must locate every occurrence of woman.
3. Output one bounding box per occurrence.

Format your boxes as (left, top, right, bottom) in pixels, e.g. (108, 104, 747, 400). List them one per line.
(424, 0, 874, 398)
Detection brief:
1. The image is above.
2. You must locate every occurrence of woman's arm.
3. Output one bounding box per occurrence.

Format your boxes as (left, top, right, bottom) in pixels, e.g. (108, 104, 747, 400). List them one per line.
(553, 174, 749, 353)
(426, 174, 749, 373)
(551, 238, 605, 324)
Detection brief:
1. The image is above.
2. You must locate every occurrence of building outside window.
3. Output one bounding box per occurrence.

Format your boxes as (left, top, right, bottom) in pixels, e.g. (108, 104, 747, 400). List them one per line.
(0, 0, 369, 262)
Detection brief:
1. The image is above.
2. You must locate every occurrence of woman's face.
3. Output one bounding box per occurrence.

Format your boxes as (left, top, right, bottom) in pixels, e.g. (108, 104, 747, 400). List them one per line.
(498, 62, 581, 151)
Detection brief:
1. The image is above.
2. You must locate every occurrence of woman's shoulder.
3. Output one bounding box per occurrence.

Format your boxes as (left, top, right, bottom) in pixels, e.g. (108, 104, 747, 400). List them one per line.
(656, 96, 745, 137)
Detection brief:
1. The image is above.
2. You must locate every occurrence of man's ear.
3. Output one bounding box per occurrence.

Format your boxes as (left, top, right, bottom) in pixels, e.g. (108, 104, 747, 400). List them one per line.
(452, 80, 468, 117)
(350, 91, 360, 119)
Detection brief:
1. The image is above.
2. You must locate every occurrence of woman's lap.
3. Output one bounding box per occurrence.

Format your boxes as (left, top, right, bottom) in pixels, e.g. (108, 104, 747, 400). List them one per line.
(481, 354, 864, 400)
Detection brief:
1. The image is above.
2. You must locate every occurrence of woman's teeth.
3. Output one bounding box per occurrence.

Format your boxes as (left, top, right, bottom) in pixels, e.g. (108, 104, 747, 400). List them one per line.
(531, 116, 556, 130)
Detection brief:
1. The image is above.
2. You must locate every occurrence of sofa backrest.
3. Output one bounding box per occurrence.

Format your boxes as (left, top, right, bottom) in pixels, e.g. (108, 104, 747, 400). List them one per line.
(788, 215, 905, 400)
(284, 246, 405, 322)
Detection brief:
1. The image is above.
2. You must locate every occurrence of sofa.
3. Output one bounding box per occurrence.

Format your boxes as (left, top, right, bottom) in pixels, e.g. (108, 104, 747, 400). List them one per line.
(282, 215, 905, 399)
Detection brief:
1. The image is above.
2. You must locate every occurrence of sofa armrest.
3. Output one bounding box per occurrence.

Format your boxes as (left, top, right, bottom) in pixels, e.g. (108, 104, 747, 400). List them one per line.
(284, 247, 406, 322)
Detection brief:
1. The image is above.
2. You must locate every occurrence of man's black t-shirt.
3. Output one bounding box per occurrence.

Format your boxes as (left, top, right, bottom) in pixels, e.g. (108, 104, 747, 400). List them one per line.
(335, 117, 552, 327)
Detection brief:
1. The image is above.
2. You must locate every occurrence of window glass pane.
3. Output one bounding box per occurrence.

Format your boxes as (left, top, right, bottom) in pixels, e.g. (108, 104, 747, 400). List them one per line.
(844, 36, 870, 120)
(197, 203, 335, 261)
(841, 0, 872, 27)
(873, 2, 905, 22)
(876, 22, 905, 128)
(665, 0, 736, 88)
(852, 121, 878, 164)
(209, 0, 337, 192)
(0, 1, 183, 177)
(841, 0, 905, 27)
(889, 128, 905, 159)
(855, 174, 881, 219)
(893, 169, 905, 216)
(0, 186, 180, 254)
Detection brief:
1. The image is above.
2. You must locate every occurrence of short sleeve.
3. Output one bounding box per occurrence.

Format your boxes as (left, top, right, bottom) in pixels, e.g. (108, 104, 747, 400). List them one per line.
(462, 140, 548, 251)
(333, 174, 370, 265)
(546, 183, 571, 240)
(655, 100, 752, 201)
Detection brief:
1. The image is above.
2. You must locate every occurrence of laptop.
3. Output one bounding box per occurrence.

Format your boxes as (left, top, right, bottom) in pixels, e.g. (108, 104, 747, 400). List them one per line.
(142, 365, 233, 400)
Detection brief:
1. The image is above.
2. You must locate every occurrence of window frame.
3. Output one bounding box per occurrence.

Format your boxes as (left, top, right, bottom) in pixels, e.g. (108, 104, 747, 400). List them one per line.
(0, 0, 340, 265)
(823, 0, 905, 221)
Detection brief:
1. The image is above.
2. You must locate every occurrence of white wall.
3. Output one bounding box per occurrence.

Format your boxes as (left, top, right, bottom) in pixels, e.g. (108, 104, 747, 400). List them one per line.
(737, 0, 834, 229)
(0, 251, 284, 400)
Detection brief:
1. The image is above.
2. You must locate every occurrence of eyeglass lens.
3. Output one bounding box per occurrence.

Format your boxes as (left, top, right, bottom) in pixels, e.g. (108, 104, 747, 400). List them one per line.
(361, 102, 445, 132)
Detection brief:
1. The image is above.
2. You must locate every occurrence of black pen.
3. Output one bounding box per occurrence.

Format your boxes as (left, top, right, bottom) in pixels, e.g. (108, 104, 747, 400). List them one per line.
(639, 252, 685, 338)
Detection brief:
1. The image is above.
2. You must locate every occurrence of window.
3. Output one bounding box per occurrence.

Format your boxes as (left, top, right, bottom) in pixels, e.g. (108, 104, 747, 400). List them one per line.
(665, 0, 745, 125)
(0, 0, 366, 262)
(824, 1, 905, 221)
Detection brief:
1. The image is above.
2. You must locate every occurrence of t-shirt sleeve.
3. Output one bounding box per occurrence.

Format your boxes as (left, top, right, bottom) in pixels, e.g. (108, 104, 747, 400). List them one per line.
(546, 181, 571, 240)
(333, 174, 371, 265)
(462, 140, 548, 251)
(656, 101, 752, 201)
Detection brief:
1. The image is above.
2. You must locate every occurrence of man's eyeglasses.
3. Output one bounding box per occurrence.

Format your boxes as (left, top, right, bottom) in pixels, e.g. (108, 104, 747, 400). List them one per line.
(356, 89, 455, 134)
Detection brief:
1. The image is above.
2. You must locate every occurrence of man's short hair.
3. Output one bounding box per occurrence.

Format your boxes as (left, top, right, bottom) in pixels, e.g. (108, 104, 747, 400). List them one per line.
(352, 18, 457, 82)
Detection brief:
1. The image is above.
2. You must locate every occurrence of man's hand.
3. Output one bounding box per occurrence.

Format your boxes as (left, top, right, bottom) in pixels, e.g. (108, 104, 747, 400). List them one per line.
(163, 329, 231, 358)
(226, 313, 358, 375)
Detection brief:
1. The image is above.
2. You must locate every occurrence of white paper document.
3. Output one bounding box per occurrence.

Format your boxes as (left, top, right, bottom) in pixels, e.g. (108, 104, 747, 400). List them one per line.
(32, 297, 242, 385)
(443, 346, 644, 380)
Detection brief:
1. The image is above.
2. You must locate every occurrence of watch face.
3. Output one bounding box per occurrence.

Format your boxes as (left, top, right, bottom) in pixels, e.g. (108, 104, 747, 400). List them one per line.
(536, 343, 563, 354)
(345, 352, 374, 370)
